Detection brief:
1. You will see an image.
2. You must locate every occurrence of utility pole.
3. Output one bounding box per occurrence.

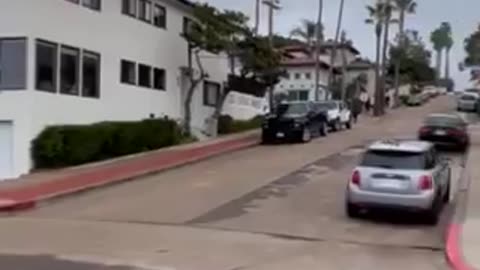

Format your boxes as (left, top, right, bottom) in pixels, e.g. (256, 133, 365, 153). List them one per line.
(254, 0, 260, 35)
(263, 0, 280, 111)
(313, 0, 324, 101)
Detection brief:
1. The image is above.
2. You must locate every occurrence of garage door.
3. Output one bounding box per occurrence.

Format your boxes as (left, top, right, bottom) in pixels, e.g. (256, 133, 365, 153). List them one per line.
(0, 122, 13, 179)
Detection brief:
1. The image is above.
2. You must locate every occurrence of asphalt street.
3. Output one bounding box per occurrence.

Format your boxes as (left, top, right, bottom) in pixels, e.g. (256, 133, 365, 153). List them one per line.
(0, 97, 472, 270)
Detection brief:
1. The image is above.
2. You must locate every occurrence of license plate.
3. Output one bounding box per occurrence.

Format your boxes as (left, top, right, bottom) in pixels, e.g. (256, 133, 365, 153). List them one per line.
(374, 180, 404, 190)
(276, 132, 285, 138)
(434, 130, 447, 136)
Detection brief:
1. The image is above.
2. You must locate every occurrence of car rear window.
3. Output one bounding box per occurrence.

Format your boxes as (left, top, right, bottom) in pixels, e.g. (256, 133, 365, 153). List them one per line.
(461, 95, 476, 101)
(424, 116, 464, 127)
(361, 150, 426, 170)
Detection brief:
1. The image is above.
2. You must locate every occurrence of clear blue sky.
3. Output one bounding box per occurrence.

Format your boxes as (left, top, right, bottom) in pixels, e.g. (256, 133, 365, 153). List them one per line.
(205, 0, 479, 90)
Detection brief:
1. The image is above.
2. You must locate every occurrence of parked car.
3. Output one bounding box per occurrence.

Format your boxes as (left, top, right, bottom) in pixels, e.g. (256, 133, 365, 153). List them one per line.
(457, 93, 479, 112)
(407, 95, 423, 106)
(314, 100, 352, 131)
(465, 88, 480, 95)
(418, 113, 469, 151)
(261, 101, 328, 144)
(345, 139, 451, 224)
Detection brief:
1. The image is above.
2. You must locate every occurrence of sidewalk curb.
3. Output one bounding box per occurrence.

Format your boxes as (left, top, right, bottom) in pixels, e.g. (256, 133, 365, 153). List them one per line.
(0, 134, 260, 213)
(446, 150, 474, 270)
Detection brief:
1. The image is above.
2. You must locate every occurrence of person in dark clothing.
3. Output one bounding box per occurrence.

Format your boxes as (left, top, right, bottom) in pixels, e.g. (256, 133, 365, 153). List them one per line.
(365, 98, 371, 113)
(352, 97, 363, 123)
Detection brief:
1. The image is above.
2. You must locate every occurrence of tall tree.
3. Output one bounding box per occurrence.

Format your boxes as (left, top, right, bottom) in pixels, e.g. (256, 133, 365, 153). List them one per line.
(392, 0, 416, 107)
(379, 0, 395, 112)
(430, 26, 445, 84)
(464, 24, 480, 67)
(365, 1, 386, 116)
(254, 0, 260, 35)
(289, 19, 322, 48)
(441, 22, 453, 80)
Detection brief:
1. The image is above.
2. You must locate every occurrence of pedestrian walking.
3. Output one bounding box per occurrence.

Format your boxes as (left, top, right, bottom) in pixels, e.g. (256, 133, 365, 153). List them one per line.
(352, 97, 362, 123)
(365, 98, 371, 113)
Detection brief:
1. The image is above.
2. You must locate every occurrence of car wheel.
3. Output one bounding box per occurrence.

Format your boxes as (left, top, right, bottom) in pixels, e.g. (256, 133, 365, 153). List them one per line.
(346, 202, 361, 218)
(261, 132, 271, 145)
(346, 118, 352, 129)
(301, 127, 312, 143)
(443, 180, 451, 203)
(332, 119, 341, 132)
(424, 196, 440, 225)
(319, 122, 328, 137)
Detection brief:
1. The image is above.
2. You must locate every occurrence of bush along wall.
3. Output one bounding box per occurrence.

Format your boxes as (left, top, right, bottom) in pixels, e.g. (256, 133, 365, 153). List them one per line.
(32, 118, 183, 169)
(218, 115, 263, 135)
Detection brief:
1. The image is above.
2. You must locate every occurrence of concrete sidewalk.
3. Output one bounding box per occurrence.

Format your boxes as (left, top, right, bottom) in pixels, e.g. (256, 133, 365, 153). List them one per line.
(0, 130, 260, 212)
(449, 124, 480, 270)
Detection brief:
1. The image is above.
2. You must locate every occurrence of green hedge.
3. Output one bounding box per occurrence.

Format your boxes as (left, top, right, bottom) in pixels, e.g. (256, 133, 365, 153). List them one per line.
(32, 118, 183, 169)
(218, 115, 263, 135)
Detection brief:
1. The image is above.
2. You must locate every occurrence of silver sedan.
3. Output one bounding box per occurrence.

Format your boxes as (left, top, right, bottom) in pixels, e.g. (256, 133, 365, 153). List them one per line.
(345, 140, 451, 225)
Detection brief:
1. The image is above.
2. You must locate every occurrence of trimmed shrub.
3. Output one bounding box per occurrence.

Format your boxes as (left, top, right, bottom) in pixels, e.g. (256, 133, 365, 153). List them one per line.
(32, 118, 183, 169)
(218, 115, 263, 135)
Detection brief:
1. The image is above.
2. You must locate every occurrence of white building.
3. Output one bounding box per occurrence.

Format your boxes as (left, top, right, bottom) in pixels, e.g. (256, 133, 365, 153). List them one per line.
(0, 0, 257, 179)
(274, 46, 335, 102)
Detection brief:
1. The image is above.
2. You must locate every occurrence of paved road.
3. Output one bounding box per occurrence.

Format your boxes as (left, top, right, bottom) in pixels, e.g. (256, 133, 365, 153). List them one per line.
(0, 97, 469, 270)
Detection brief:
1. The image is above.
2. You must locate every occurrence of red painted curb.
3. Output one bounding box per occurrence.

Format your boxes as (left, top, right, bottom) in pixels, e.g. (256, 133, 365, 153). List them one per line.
(0, 135, 259, 212)
(446, 224, 473, 270)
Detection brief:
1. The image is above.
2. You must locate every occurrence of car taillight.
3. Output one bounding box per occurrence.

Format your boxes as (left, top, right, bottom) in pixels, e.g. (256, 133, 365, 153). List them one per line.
(448, 128, 465, 137)
(419, 127, 431, 135)
(418, 175, 433, 190)
(352, 170, 361, 186)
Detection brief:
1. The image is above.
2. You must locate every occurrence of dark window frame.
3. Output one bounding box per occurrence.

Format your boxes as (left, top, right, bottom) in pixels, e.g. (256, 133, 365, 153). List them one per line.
(81, 50, 101, 98)
(120, 59, 137, 85)
(203, 80, 221, 107)
(153, 4, 167, 29)
(35, 39, 58, 93)
(138, 63, 152, 88)
(82, 0, 102, 11)
(138, 0, 152, 23)
(60, 45, 81, 96)
(122, 0, 137, 17)
(153, 68, 166, 90)
(0, 37, 28, 90)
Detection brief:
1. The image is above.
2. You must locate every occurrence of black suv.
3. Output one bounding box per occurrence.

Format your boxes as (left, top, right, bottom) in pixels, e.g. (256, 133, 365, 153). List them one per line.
(262, 101, 328, 143)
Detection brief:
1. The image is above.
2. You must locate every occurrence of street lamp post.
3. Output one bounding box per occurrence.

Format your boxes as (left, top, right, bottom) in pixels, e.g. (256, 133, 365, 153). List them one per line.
(263, 0, 280, 112)
(314, 0, 324, 101)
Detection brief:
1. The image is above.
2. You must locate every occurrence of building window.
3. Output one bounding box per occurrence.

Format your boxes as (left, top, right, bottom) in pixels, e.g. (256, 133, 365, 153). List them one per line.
(82, 51, 100, 98)
(122, 0, 136, 16)
(153, 68, 165, 90)
(121, 60, 136, 85)
(305, 72, 311, 80)
(288, 90, 309, 101)
(60, 46, 80, 95)
(138, 64, 151, 88)
(294, 73, 301, 80)
(82, 0, 101, 11)
(153, 4, 166, 28)
(284, 73, 290, 80)
(183, 17, 193, 35)
(0, 38, 27, 90)
(36, 40, 58, 93)
(203, 81, 220, 107)
(138, 0, 152, 22)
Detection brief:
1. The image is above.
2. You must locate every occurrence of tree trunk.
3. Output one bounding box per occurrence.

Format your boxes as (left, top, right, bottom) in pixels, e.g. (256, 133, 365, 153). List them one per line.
(314, 0, 324, 101)
(327, 0, 345, 89)
(340, 38, 348, 101)
(393, 11, 405, 108)
(380, 11, 391, 115)
(183, 50, 206, 135)
(445, 48, 450, 80)
(373, 28, 382, 117)
(435, 49, 442, 84)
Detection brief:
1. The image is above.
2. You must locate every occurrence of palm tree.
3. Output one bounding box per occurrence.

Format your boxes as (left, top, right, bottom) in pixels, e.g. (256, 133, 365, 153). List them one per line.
(365, 2, 386, 116)
(254, 0, 260, 35)
(392, 0, 417, 107)
(379, 0, 395, 113)
(441, 22, 453, 80)
(430, 27, 445, 84)
(290, 19, 322, 48)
